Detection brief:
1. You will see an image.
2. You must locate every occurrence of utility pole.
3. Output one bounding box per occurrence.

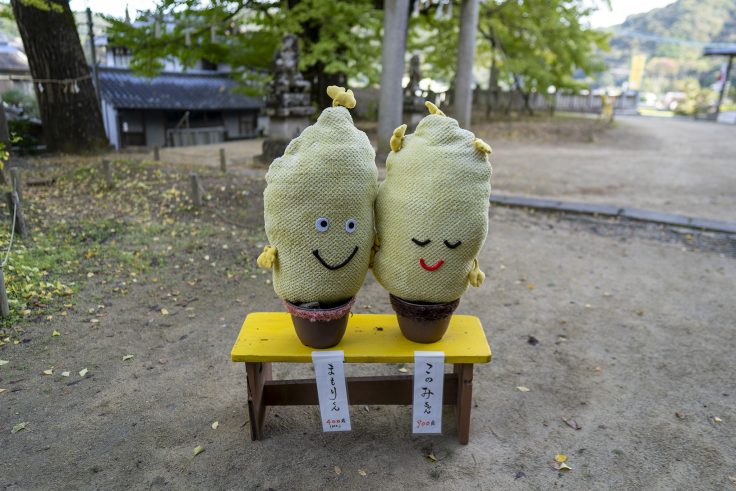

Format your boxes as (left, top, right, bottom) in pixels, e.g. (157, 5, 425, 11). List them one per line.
(715, 56, 733, 119)
(377, 0, 409, 161)
(455, 0, 480, 128)
(86, 7, 101, 109)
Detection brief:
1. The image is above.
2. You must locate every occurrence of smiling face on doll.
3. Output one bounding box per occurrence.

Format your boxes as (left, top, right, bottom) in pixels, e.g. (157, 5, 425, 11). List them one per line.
(263, 106, 377, 304)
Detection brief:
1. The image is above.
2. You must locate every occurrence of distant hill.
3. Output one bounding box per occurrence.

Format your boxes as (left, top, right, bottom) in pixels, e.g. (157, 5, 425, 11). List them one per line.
(599, 0, 736, 93)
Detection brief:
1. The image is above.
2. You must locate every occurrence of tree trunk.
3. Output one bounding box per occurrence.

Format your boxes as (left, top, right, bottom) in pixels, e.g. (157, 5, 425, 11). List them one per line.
(307, 63, 346, 111)
(454, 0, 480, 128)
(377, 0, 409, 159)
(11, 0, 107, 153)
(485, 40, 497, 120)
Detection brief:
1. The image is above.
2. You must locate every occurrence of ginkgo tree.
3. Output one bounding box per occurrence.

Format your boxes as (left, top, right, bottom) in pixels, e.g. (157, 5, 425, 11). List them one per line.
(106, 0, 383, 108)
(411, 0, 609, 115)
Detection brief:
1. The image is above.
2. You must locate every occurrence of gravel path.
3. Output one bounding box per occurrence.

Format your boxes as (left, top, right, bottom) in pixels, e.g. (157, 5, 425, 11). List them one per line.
(484, 116, 736, 222)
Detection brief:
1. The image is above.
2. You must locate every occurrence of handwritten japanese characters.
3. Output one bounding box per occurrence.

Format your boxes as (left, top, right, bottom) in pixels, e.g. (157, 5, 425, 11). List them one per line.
(312, 351, 351, 432)
(413, 351, 445, 433)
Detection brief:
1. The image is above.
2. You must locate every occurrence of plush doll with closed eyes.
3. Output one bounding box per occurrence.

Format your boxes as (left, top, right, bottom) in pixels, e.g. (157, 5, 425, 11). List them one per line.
(372, 102, 492, 342)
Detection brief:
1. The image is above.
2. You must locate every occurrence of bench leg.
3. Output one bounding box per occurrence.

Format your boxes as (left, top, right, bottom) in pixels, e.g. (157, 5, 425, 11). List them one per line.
(246, 362, 272, 441)
(454, 363, 474, 444)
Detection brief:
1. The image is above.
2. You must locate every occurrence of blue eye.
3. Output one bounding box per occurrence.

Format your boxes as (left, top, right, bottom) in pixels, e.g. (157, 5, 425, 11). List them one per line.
(345, 218, 357, 233)
(315, 217, 329, 232)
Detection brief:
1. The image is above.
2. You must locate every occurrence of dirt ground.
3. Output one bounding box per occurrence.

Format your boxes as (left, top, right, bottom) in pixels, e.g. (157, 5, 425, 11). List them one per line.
(147, 115, 736, 222)
(1, 116, 735, 490)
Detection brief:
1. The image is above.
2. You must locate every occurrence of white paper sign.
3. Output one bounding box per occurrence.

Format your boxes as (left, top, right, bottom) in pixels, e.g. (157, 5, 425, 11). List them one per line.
(312, 351, 351, 432)
(413, 351, 445, 433)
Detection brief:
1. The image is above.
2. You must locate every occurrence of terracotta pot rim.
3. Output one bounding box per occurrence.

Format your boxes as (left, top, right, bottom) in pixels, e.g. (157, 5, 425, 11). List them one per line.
(390, 294, 460, 322)
(284, 297, 356, 321)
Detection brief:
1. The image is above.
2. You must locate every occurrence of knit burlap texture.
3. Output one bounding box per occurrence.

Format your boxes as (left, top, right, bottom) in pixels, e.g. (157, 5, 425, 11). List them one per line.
(373, 113, 492, 303)
(263, 105, 377, 304)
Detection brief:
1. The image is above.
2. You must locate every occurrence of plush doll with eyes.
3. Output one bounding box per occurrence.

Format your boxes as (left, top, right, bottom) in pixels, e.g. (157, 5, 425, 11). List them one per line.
(372, 102, 492, 342)
(257, 86, 378, 348)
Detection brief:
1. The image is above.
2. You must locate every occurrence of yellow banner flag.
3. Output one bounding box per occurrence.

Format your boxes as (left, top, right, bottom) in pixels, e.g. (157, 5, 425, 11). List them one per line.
(628, 54, 647, 90)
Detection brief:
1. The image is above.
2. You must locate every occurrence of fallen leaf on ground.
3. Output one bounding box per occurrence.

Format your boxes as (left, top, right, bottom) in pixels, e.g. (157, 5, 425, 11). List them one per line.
(558, 462, 572, 471)
(193, 445, 205, 456)
(42, 368, 53, 375)
(79, 368, 88, 377)
(52, 330, 60, 337)
(161, 308, 169, 315)
(334, 465, 341, 475)
(0, 360, 8, 366)
(562, 417, 582, 430)
(61, 371, 70, 377)
(358, 469, 367, 476)
(426, 453, 437, 462)
(11, 422, 27, 434)
(516, 386, 530, 392)
(122, 354, 134, 361)
(554, 454, 567, 463)
(211, 421, 219, 430)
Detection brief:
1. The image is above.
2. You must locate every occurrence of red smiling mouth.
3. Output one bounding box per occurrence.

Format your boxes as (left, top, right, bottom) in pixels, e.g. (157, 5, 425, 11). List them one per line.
(419, 258, 444, 271)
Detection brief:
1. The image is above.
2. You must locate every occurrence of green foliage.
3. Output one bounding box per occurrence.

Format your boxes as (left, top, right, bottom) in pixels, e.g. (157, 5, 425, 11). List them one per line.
(16, 0, 63, 13)
(481, 0, 609, 93)
(105, 0, 383, 94)
(2, 89, 39, 118)
(606, 0, 736, 91)
(410, 0, 609, 93)
(672, 77, 717, 116)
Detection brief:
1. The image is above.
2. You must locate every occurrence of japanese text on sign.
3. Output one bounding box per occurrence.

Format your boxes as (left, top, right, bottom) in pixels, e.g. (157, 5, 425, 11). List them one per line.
(413, 351, 445, 433)
(312, 351, 351, 432)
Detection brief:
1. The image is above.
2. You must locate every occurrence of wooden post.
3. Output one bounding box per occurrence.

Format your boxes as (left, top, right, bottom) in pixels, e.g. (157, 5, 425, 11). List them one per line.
(219, 148, 226, 173)
(153, 146, 160, 161)
(189, 172, 202, 207)
(9, 168, 22, 202)
(715, 55, 733, 119)
(246, 362, 272, 441)
(0, 103, 9, 186)
(454, 363, 474, 444)
(0, 268, 9, 318)
(455, 0, 480, 128)
(376, 0, 409, 159)
(102, 159, 114, 188)
(6, 191, 27, 238)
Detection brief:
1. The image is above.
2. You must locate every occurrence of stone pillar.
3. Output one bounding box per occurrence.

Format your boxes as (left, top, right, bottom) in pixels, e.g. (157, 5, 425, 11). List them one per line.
(257, 34, 314, 165)
(377, 0, 409, 160)
(455, 0, 480, 128)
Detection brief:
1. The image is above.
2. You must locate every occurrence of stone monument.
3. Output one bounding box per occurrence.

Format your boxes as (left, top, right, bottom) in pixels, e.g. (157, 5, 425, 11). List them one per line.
(258, 34, 315, 164)
(403, 55, 426, 129)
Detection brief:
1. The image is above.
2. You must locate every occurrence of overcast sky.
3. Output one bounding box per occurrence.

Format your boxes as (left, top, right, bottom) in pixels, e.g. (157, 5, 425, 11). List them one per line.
(70, 0, 677, 29)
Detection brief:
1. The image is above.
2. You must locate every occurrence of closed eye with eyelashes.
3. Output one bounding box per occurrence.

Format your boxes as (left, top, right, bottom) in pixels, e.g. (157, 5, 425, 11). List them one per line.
(444, 240, 462, 249)
(411, 238, 431, 246)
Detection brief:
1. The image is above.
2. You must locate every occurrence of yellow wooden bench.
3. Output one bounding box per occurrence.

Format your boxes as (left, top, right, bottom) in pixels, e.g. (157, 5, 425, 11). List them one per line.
(231, 312, 492, 444)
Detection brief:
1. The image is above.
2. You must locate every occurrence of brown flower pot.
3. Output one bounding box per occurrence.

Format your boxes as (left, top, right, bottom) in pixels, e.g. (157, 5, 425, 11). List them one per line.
(390, 294, 460, 343)
(284, 298, 355, 349)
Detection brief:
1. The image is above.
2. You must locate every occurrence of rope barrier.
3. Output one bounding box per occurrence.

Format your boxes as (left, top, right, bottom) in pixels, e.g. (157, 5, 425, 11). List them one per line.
(31, 74, 92, 84)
